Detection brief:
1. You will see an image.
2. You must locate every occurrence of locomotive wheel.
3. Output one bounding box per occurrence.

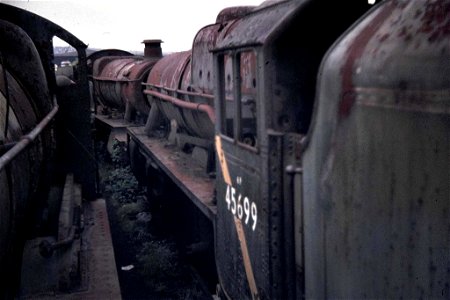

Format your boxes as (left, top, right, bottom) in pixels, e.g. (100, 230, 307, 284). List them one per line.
(146, 161, 167, 198)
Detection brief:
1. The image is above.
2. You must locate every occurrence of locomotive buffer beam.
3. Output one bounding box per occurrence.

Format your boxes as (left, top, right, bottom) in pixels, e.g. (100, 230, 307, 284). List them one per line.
(94, 114, 130, 155)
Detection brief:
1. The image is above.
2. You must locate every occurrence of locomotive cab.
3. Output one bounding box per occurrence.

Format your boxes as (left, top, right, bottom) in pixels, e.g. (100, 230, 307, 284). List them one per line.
(213, 1, 373, 299)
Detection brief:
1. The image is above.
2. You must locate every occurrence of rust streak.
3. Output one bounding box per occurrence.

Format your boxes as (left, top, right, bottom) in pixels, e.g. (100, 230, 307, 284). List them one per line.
(340, 2, 397, 119)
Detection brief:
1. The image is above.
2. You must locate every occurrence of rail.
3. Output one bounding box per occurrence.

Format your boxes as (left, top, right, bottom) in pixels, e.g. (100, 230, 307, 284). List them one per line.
(0, 97, 58, 171)
(143, 88, 216, 124)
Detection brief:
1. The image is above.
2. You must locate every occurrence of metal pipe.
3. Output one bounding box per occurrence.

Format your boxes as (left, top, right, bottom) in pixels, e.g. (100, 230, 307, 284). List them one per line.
(0, 97, 58, 171)
(92, 76, 143, 83)
(144, 89, 216, 124)
(143, 83, 215, 100)
(0, 141, 17, 155)
(39, 225, 77, 258)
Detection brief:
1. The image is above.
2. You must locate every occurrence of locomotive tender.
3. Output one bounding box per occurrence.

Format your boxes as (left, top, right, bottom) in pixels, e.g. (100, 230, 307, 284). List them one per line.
(0, 0, 448, 299)
(0, 4, 119, 298)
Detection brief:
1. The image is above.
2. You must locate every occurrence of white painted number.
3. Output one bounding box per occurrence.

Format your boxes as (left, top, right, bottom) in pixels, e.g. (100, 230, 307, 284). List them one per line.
(225, 184, 258, 231)
(244, 197, 250, 224)
(237, 195, 243, 219)
(231, 187, 236, 214)
(251, 202, 257, 231)
(225, 185, 231, 210)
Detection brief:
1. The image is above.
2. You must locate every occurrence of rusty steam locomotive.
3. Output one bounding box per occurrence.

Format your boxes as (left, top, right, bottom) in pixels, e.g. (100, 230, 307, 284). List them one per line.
(91, 0, 450, 299)
(1, 0, 449, 299)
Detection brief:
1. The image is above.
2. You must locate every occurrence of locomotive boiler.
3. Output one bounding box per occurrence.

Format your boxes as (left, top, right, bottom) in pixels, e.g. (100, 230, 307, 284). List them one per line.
(92, 40, 163, 123)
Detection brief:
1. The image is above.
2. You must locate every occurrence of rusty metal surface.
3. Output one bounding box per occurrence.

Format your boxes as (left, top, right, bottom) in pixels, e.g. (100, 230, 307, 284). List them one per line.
(19, 199, 121, 299)
(93, 57, 137, 109)
(0, 3, 86, 100)
(87, 49, 133, 75)
(146, 51, 194, 133)
(192, 24, 221, 95)
(0, 8, 97, 298)
(214, 1, 306, 51)
(124, 59, 160, 115)
(146, 51, 191, 132)
(182, 21, 229, 139)
(0, 5, 98, 297)
(179, 59, 216, 139)
(0, 20, 50, 290)
(95, 114, 131, 129)
(0, 19, 51, 120)
(73, 198, 122, 299)
(213, 1, 374, 299)
(147, 51, 191, 90)
(302, 1, 450, 298)
(0, 66, 35, 137)
(0, 43, 59, 172)
(144, 89, 216, 123)
(0, 99, 58, 171)
(143, 39, 163, 58)
(144, 14, 239, 141)
(20, 175, 83, 297)
(189, 6, 253, 137)
(215, 6, 255, 23)
(128, 126, 216, 220)
(0, 21, 46, 290)
(0, 69, 57, 222)
(0, 3, 97, 199)
(93, 56, 159, 117)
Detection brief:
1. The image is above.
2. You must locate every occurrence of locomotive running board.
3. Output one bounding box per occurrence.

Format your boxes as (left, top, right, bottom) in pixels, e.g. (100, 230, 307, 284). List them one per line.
(95, 114, 131, 129)
(75, 198, 122, 298)
(127, 126, 216, 220)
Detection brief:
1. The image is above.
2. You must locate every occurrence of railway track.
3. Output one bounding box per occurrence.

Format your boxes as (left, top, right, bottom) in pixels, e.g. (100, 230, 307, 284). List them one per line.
(97, 138, 215, 299)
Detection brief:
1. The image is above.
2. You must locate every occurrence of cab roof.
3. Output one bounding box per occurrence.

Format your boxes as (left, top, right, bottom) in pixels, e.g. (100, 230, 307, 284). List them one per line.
(213, 0, 308, 51)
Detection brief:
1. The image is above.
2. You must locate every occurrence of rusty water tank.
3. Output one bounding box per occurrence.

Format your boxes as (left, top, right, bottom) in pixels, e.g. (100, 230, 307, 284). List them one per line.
(0, 19, 54, 273)
(302, 1, 450, 298)
(92, 40, 162, 121)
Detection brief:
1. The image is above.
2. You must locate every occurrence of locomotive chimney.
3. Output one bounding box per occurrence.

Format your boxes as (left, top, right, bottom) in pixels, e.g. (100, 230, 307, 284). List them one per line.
(142, 39, 163, 58)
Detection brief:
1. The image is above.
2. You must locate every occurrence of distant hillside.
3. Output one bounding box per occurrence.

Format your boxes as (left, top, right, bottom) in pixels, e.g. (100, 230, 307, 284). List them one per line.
(53, 46, 99, 67)
(54, 46, 145, 56)
(54, 46, 98, 57)
(52, 46, 160, 67)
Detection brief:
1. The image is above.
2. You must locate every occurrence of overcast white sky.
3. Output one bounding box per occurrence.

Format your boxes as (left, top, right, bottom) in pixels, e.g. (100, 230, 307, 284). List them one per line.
(1, 0, 264, 52)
